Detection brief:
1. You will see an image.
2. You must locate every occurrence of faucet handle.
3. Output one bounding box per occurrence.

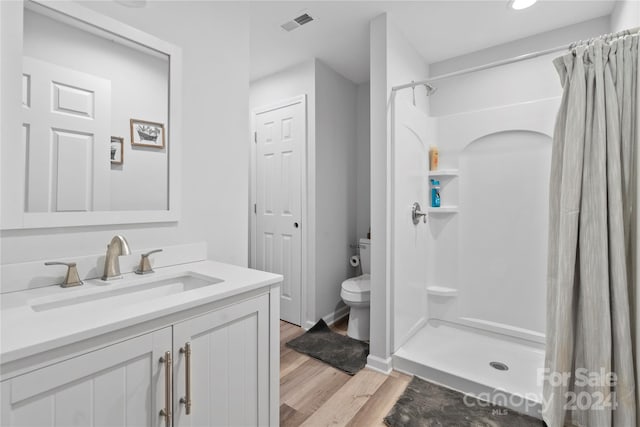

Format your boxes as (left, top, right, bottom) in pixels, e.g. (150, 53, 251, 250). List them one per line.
(135, 249, 163, 275)
(44, 261, 84, 288)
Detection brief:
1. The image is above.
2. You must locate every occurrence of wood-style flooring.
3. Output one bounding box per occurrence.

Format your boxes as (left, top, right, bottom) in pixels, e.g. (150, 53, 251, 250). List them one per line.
(279, 319, 411, 427)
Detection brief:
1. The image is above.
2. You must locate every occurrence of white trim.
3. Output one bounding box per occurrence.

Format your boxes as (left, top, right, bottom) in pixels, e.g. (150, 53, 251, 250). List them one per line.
(366, 354, 393, 375)
(1, 242, 207, 294)
(302, 304, 350, 330)
(1, 0, 182, 230)
(322, 304, 349, 326)
(303, 320, 316, 330)
(250, 95, 308, 326)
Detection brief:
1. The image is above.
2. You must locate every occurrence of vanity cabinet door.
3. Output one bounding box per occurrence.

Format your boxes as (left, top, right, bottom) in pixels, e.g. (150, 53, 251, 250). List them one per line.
(1, 327, 172, 427)
(173, 293, 271, 427)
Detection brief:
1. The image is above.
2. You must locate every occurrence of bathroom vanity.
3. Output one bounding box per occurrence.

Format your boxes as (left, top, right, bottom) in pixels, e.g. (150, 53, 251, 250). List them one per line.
(0, 261, 282, 426)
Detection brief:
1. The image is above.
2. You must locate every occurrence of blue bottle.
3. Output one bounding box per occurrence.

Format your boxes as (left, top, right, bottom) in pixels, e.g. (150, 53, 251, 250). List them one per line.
(431, 179, 441, 208)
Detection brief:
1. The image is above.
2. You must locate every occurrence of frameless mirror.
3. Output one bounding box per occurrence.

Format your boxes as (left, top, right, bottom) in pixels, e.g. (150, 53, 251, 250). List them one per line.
(22, 2, 169, 213)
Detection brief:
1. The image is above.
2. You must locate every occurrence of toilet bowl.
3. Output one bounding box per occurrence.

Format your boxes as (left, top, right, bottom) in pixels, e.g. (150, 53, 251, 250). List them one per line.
(341, 238, 371, 341)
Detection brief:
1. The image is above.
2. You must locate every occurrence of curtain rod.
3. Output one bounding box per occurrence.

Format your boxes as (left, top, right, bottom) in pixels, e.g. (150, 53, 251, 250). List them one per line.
(392, 26, 640, 93)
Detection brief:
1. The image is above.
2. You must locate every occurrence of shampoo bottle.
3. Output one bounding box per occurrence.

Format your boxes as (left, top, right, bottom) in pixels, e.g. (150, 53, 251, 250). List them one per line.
(431, 179, 441, 208)
(429, 146, 439, 171)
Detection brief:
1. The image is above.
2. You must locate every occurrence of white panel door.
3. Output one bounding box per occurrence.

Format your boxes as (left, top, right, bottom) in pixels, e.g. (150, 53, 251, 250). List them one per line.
(172, 294, 271, 427)
(22, 56, 111, 212)
(255, 98, 304, 325)
(1, 328, 171, 427)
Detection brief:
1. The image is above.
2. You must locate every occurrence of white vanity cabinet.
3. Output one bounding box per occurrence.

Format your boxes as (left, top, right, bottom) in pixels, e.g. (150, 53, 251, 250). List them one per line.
(1, 286, 279, 427)
(173, 293, 271, 427)
(1, 328, 171, 427)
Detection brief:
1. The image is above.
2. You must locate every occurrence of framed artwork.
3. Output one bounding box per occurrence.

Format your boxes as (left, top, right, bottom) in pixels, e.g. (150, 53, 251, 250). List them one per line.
(130, 119, 165, 149)
(110, 136, 124, 164)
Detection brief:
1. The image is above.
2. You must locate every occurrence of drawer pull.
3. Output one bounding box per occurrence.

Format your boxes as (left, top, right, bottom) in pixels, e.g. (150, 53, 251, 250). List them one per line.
(180, 342, 192, 415)
(159, 351, 172, 427)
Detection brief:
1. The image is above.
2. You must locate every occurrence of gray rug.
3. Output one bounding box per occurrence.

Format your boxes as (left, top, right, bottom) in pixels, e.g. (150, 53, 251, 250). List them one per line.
(384, 376, 545, 427)
(285, 319, 368, 375)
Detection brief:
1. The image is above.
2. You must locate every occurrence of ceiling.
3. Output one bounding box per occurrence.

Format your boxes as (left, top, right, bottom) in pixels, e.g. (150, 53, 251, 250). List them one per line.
(249, 0, 617, 84)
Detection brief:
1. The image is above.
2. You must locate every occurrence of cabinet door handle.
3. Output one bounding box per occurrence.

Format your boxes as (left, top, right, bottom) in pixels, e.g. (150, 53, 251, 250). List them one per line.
(159, 351, 172, 427)
(180, 342, 192, 415)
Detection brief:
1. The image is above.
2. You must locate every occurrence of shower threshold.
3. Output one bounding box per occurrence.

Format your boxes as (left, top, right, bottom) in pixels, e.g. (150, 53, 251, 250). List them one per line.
(393, 319, 545, 419)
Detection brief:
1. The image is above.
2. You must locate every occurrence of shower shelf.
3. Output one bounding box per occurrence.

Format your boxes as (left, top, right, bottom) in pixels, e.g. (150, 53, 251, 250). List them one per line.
(428, 206, 458, 214)
(428, 169, 458, 177)
(426, 286, 458, 297)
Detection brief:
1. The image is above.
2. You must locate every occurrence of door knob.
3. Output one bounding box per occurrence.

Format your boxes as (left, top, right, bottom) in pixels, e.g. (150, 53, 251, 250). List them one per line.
(294, 222, 299, 228)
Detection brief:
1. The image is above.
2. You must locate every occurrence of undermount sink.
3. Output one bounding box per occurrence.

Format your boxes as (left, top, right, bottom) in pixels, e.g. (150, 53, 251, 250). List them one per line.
(30, 273, 223, 312)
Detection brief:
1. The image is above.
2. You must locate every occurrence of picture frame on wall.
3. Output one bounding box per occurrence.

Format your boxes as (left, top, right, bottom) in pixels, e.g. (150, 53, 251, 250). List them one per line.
(130, 119, 165, 149)
(110, 136, 124, 164)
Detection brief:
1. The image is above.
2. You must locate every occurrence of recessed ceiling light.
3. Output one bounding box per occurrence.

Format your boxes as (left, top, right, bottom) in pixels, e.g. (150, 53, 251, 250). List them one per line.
(509, 0, 538, 10)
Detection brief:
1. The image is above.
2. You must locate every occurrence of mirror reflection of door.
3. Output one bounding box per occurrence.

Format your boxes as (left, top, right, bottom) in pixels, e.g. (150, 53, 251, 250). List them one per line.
(22, 5, 169, 212)
(23, 57, 111, 212)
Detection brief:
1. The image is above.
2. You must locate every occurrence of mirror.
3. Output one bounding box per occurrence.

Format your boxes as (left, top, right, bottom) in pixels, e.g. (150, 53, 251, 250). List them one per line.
(0, 0, 181, 229)
(23, 3, 169, 212)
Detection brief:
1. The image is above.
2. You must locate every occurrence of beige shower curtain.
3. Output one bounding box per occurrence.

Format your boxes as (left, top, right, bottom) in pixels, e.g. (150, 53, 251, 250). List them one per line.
(543, 33, 638, 427)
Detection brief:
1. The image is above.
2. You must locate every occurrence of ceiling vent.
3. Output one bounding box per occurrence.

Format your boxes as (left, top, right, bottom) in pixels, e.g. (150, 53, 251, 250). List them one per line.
(281, 13, 314, 32)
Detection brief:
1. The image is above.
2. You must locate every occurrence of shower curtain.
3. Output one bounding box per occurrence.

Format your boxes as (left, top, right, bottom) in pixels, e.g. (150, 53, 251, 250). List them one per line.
(543, 32, 638, 427)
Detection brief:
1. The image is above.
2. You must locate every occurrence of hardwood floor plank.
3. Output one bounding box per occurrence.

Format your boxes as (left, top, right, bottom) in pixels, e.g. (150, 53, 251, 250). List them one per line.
(346, 372, 411, 427)
(286, 364, 350, 416)
(281, 358, 330, 403)
(281, 321, 305, 342)
(280, 403, 309, 427)
(300, 368, 388, 427)
(280, 320, 410, 427)
(280, 349, 309, 378)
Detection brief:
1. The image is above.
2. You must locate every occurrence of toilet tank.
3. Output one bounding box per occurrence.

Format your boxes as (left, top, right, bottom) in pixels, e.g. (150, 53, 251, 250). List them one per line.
(359, 238, 371, 274)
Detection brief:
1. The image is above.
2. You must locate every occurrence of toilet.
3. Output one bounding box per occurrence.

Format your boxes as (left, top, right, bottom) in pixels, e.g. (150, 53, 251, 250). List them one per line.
(341, 238, 371, 341)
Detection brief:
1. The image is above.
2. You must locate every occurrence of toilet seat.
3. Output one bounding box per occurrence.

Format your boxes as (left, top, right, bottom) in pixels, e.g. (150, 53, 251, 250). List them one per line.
(341, 274, 371, 303)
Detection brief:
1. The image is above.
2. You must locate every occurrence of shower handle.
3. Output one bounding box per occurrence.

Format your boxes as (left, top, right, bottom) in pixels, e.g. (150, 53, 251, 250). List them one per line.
(412, 202, 427, 224)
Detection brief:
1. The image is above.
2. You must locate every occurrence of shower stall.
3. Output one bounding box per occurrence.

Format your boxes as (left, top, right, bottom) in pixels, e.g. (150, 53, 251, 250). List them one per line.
(388, 50, 562, 418)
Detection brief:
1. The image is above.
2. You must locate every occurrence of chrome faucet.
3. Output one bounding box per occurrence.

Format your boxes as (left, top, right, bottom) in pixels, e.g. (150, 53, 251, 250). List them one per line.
(102, 235, 131, 281)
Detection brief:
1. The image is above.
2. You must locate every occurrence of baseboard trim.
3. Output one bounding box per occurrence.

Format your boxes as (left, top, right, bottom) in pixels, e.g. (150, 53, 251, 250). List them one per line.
(366, 354, 392, 375)
(303, 304, 350, 330)
(323, 305, 349, 327)
(303, 320, 316, 330)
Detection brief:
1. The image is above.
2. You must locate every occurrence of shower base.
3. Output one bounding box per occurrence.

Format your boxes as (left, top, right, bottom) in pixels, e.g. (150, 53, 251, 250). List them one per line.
(393, 319, 544, 419)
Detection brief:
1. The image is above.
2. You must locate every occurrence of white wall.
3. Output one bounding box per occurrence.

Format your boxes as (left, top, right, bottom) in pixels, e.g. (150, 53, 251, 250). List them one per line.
(250, 60, 315, 112)
(611, 0, 640, 32)
(250, 59, 358, 327)
(23, 8, 168, 211)
(369, 13, 430, 372)
(1, 1, 250, 268)
(369, 13, 390, 372)
(314, 59, 358, 325)
(356, 83, 371, 241)
(429, 17, 610, 116)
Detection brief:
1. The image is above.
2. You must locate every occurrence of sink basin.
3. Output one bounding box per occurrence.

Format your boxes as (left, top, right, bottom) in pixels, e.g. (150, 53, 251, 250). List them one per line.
(30, 272, 223, 312)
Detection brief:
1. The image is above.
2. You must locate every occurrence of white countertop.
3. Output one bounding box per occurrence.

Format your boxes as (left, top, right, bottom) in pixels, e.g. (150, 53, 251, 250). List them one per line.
(0, 260, 282, 365)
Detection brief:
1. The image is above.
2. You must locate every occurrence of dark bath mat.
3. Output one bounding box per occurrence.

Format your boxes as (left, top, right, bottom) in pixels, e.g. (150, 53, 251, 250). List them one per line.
(384, 376, 545, 427)
(285, 319, 369, 375)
